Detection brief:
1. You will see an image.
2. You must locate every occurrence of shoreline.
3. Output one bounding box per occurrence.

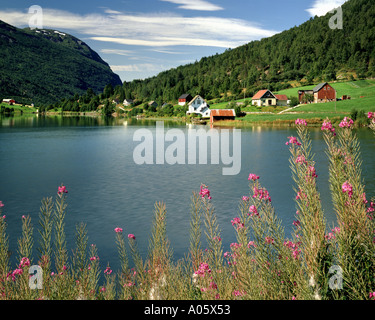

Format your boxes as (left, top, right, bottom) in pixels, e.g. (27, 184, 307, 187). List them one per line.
(2, 111, 370, 129)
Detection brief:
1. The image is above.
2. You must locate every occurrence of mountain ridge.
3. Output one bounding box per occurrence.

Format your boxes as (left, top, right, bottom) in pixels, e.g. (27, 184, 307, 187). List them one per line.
(0, 20, 122, 105)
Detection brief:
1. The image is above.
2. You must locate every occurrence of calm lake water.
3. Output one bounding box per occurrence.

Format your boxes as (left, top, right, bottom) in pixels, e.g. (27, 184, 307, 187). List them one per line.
(0, 115, 374, 272)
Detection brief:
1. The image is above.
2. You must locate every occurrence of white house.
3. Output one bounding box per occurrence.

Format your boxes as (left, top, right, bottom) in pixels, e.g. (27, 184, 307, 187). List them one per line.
(123, 99, 134, 107)
(251, 90, 288, 107)
(186, 95, 211, 118)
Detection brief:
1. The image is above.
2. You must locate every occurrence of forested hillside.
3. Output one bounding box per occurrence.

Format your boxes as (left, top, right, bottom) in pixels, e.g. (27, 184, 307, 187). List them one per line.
(120, 0, 375, 105)
(0, 20, 122, 105)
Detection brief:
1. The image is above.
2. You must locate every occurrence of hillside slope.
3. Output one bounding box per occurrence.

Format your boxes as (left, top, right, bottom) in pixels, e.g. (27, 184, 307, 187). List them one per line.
(121, 0, 375, 104)
(0, 20, 122, 105)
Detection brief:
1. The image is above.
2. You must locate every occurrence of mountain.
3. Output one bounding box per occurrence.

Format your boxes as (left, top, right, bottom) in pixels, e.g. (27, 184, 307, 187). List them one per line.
(0, 20, 122, 105)
(121, 0, 375, 104)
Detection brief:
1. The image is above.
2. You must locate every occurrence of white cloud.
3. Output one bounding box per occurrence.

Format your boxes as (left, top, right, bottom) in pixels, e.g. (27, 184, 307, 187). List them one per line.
(306, 0, 347, 17)
(100, 49, 134, 56)
(0, 8, 278, 49)
(160, 0, 223, 11)
(111, 63, 171, 73)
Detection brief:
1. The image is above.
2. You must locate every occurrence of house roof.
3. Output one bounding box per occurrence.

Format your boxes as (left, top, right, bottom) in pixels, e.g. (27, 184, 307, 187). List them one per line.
(210, 109, 236, 117)
(188, 95, 205, 105)
(252, 90, 278, 100)
(179, 93, 192, 99)
(313, 82, 328, 92)
(252, 90, 268, 100)
(275, 94, 288, 101)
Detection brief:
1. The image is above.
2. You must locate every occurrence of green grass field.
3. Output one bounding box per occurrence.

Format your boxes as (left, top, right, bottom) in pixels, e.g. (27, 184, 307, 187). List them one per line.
(210, 80, 375, 125)
(275, 79, 375, 100)
(0, 103, 38, 113)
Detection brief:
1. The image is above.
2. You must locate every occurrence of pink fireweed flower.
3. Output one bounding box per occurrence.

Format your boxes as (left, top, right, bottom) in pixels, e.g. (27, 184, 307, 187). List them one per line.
(252, 186, 271, 202)
(247, 241, 257, 248)
(194, 262, 211, 277)
(285, 136, 301, 146)
(242, 196, 249, 201)
(12, 268, 23, 277)
(342, 181, 353, 198)
(369, 292, 375, 300)
(292, 249, 301, 260)
(321, 120, 336, 135)
(233, 290, 246, 297)
(19, 257, 30, 268)
(308, 166, 318, 179)
(114, 227, 123, 233)
(296, 154, 307, 164)
(296, 189, 306, 200)
(0, 201, 4, 208)
(292, 220, 301, 227)
(199, 185, 212, 200)
(128, 234, 136, 240)
(265, 236, 274, 244)
(57, 185, 68, 194)
(339, 117, 354, 128)
(295, 118, 307, 126)
(209, 282, 218, 290)
(249, 205, 258, 217)
(231, 217, 244, 230)
(104, 267, 112, 275)
(368, 112, 374, 119)
(248, 173, 260, 181)
(230, 242, 241, 250)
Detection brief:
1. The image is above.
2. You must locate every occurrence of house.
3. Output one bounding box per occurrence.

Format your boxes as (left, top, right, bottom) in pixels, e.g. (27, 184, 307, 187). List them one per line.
(178, 94, 193, 106)
(274, 94, 288, 106)
(123, 99, 134, 107)
(210, 109, 236, 124)
(186, 95, 211, 118)
(298, 89, 314, 104)
(148, 101, 158, 108)
(2, 99, 15, 105)
(251, 90, 288, 107)
(299, 82, 336, 104)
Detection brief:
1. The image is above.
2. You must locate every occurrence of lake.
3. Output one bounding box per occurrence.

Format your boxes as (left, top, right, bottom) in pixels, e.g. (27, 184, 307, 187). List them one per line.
(0, 115, 374, 273)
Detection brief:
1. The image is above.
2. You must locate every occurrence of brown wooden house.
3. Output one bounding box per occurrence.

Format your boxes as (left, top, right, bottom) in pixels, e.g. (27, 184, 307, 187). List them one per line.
(299, 82, 336, 104)
(210, 109, 236, 124)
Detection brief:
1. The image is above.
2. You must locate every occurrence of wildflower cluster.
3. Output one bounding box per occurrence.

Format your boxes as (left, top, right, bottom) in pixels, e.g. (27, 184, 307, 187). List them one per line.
(339, 117, 354, 128)
(0, 119, 374, 301)
(321, 120, 336, 135)
(295, 119, 307, 126)
(199, 185, 212, 200)
(285, 136, 301, 146)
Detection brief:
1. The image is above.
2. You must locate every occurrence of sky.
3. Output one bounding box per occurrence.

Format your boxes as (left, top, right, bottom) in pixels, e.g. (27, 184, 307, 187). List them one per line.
(0, 0, 348, 82)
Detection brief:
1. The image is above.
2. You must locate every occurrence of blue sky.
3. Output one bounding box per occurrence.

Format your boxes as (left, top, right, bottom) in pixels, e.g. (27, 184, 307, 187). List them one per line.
(0, 0, 347, 82)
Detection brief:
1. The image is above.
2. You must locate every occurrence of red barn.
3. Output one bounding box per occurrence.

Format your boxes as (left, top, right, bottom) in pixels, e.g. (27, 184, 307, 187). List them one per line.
(178, 94, 193, 106)
(2, 99, 16, 105)
(299, 82, 336, 103)
(210, 109, 236, 124)
(313, 82, 336, 103)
